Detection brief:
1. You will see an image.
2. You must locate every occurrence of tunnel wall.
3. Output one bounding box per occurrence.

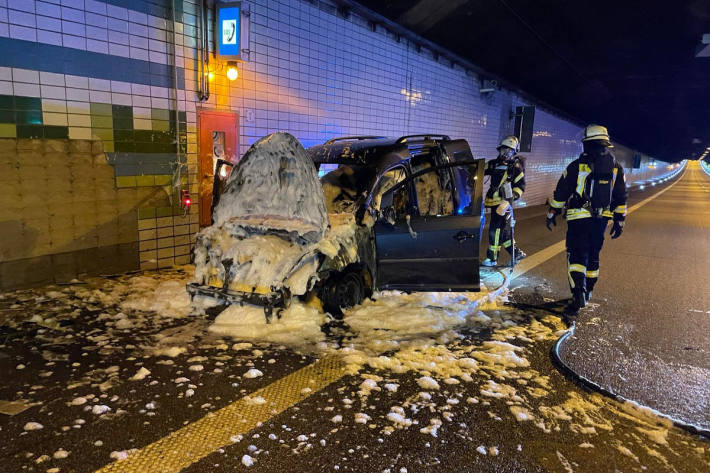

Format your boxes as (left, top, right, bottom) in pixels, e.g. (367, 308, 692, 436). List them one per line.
(0, 138, 165, 289)
(0, 0, 666, 287)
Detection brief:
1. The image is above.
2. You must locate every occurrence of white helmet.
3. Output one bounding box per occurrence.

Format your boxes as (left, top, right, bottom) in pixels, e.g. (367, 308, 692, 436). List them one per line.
(497, 135, 519, 151)
(582, 124, 612, 145)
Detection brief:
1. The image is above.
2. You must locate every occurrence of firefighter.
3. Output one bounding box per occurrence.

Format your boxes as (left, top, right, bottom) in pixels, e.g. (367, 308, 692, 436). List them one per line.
(482, 135, 527, 267)
(546, 124, 628, 314)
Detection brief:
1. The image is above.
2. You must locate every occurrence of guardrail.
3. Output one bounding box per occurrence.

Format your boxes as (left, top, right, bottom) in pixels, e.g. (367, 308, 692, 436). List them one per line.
(700, 160, 710, 176)
(630, 160, 686, 191)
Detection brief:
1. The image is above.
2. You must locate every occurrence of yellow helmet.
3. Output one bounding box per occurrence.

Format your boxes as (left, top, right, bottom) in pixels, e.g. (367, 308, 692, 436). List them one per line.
(582, 124, 611, 144)
(497, 135, 519, 151)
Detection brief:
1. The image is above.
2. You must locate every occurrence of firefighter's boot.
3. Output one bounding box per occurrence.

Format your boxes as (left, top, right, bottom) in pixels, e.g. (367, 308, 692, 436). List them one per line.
(565, 288, 587, 316)
(482, 258, 497, 267)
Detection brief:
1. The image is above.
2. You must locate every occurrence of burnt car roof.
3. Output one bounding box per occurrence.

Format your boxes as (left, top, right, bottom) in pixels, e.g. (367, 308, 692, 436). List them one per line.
(306, 134, 456, 170)
(307, 137, 409, 166)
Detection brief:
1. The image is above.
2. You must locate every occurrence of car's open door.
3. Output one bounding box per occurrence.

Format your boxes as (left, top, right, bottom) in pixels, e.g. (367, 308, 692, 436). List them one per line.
(374, 156, 485, 292)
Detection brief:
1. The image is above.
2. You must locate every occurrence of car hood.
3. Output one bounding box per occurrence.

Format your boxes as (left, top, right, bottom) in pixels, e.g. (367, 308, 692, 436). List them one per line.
(213, 132, 329, 243)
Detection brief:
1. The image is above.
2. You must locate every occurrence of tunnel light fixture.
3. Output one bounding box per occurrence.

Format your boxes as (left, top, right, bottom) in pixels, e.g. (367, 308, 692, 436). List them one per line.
(226, 62, 239, 81)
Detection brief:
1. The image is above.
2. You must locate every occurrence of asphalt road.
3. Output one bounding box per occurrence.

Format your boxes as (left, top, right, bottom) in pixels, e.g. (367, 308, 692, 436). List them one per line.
(552, 161, 710, 432)
(500, 162, 710, 432)
(0, 164, 708, 473)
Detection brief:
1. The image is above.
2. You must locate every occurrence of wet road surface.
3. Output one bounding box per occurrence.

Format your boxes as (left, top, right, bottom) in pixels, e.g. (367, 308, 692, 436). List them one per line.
(0, 165, 708, 473)
(553, 161, 710, 432)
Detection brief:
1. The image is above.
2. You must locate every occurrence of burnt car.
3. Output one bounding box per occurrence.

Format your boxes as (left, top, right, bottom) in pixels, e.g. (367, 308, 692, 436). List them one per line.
(187, 132, 485, 320)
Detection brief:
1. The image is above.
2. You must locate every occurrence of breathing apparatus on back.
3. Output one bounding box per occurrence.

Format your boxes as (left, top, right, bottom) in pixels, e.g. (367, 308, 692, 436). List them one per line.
(581, 125, 616, 214)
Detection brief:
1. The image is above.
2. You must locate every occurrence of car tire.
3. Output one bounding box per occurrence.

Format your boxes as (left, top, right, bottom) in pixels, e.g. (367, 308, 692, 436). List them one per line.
(322, 270, 365, 318)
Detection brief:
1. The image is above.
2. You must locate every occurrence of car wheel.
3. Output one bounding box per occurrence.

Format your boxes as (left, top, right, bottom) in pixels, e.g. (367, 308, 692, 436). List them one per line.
(323, 271, 364, 318)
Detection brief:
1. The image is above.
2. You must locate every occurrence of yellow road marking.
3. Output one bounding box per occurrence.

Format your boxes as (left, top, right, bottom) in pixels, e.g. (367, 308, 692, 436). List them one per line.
(92, 167, 686, 473)
(511, 169, 685, 281)
(0, 400, 33, 416)
(93, 355, 347, 473)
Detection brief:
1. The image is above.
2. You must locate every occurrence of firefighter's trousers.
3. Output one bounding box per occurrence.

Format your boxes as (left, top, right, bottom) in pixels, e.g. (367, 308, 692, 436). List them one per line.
(486, 207, 517, 261)
(565, 217, 609, 293)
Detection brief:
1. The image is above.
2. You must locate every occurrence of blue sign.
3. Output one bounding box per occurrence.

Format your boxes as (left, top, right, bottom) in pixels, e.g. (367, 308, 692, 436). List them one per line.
(217, 3, 240, 59)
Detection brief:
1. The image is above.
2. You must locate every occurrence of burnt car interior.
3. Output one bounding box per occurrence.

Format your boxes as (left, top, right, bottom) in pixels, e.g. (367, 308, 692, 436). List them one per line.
(311, 135, 485, 293)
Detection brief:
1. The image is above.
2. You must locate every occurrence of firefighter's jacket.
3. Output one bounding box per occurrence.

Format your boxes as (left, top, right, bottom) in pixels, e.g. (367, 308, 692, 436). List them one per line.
(484, 156, 525, 207)
(549, 151, 628, 221)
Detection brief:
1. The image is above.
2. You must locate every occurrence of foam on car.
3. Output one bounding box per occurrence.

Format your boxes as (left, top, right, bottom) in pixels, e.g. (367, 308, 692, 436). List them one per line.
(213, 132, 329, 242)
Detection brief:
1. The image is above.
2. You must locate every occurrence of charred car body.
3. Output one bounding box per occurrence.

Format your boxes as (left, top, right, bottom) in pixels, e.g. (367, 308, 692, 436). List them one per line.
(187, 132, 485, 320)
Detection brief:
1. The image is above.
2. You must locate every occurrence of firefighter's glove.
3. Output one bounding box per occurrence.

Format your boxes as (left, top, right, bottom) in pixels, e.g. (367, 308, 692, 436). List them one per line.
(610, 220, 624, 239)
(546, 212, 557, 231)
(496, 201, 510, 217)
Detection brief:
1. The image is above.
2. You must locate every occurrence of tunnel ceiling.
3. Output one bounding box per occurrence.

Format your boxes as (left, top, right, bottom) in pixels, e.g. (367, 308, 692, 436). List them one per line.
(356, 0, 710, 162)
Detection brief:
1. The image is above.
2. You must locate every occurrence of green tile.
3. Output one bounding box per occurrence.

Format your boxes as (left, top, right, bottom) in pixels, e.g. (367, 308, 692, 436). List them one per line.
(138, 207, 156, 219)
(152, 119, 170, 132)
(160, 131, 176, 143)
(114, 141, 135, 152)
(43, 126, 69, 139)
(14, 96, 42, 111)
(16, 125, 43, 138)
(151, 108, 171, 121)
(133, 130, 153, 142)
(91, 115, 113, 128)
(114, 129, 134, 141)
(92, 128, 114, 141)
(112, 117, 133, 130)
(156, 206, 173, 218)
(103, 141, 115, 152)
(16, 110, 43, 125)
(0, 110, 15, 123)
(178, 111, 187, 123)
(154, 175, 171, 186)
(116, 176, 136, 187)
(146, 130, 173, 143)
(0, 123, 17, 138)
(133, 141, 153, 153)
(0, 95, 13, 109)
(90, 103, 113, 116)
(136, 142, 176, 153)
(112, 105, 133, 118)
(136, 175, 155, 186)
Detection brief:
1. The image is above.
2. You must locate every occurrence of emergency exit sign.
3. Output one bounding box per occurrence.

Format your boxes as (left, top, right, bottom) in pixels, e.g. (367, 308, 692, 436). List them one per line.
(217, 2, 241, 59)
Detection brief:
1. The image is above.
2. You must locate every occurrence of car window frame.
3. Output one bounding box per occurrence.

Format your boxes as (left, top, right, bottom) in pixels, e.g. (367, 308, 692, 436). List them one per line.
(367, 164, 414, 217)
(381, 160, 480, 218)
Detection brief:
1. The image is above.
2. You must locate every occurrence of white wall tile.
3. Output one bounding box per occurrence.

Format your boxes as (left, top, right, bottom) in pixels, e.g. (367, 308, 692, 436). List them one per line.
(40, 84, 66, 100)
(0, 80, 12, 95)
(88, 90, 110, 103)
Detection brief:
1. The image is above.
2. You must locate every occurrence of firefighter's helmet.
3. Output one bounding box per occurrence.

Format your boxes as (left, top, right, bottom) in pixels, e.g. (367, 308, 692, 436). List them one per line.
(582, 124, 612, 146)
(497, 135, 519, 151)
